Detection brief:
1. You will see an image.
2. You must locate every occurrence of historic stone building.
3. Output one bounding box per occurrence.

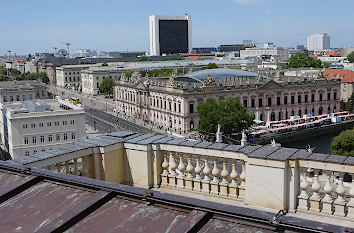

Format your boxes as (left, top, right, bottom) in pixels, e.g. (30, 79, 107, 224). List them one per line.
(115, 69, 341, 132)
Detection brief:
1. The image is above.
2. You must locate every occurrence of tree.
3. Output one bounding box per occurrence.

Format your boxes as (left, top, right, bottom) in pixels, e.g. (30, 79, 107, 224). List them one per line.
(98, 77, 115, 95)
(197, 97, 254, 136)
(101, 62, 108, 66)
(136, 56, 151, 62)
(124, 71, 134, 78)
(330, 129, 354, 156)
(323, 62, 331, 68)
(287, 53, 323, 68)
(345, 93, 354, 113)
(16, 72, 49, 84)
(205, 63, 218, 69)
(347, 51, 354, 63)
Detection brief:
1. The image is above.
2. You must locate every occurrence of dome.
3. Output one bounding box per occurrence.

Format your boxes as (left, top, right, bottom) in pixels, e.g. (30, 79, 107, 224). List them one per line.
(174, 68, 261, 83)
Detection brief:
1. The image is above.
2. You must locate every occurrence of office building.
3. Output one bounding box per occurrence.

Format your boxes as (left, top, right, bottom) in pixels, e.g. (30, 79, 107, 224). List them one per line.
(149, 15, 192, 56)
(240, 47, 290, 60)
(0, 97, 86, 159)
(307, 33, 330, 51)
(56, 64, 92, 89)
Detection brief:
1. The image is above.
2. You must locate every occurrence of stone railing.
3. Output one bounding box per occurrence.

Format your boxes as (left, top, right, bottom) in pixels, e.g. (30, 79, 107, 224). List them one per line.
(12, 131, 354, 227)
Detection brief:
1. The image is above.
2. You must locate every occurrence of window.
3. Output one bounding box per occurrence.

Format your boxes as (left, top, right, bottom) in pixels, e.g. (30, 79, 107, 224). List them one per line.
(267, 98, 271, 107)
(24, 137, 28, 144)
(22, 95, 26, 100)
(32, 136, 36, 144)
(55, 121, 59, 126)
(25, 151, 29, 156)
(47, 122, 52, 127)
(40, 136, 45, 143)
(48, 135, 53, 142)
(41, 149, 45, 152)
(291, 96, 295, 104)
(10, 96, 13, 101)
(284, 96, 288, 105)
(189, 103, 194, 113)
(63, 121, 67, 125)
(327, 93, 331, 101)
(56, 134, 60, 141)
(298, 95, 301, 104)
(334, 92, 337, 100)
(70, 120, 75, 125)
(258, 98, 263, 107)
(23, 124, 27, 129)
(277, 97, 281, 105)
(39, 123, 44, 127)
(243, 99, 248, 107)
(174, 103, 176, 112)
(65, 77, 68, 82)
(178, 103, 181, 113)
(69, 77, 72, 82)
(71, 133, 76, 140)
(97, 83, 99, 88)
(319, 93, 323, 101)
(16, 95, 20, 101)
(305, 95, 308, 103)
(3, 96, 7, 102)
(64, 133, 68, 140)
(311, 94, 315, 102)
(31, 123, 35, 128)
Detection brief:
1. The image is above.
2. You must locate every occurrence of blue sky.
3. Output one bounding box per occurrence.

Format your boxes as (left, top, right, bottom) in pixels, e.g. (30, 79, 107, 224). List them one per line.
(1, 0, 354, 55)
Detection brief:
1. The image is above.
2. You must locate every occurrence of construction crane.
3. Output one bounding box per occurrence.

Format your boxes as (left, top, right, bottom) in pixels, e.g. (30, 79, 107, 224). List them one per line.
(61, 42, 71, 55)
(51, 46, 58, 54)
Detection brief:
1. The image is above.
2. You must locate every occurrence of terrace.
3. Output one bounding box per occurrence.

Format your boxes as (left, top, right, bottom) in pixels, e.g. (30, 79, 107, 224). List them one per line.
(11, 131, 354, 228)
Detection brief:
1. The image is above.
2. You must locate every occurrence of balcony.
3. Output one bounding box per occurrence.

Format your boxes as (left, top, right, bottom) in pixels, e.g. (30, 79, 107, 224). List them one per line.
(12, 131, 354, 228)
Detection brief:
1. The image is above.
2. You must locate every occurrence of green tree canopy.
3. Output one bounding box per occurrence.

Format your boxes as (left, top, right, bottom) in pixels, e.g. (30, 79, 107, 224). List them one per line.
(16, 72, 49, 83)
(0, 66, 21, 77)
(287, 53, 323, 68)
(345, 93, 354, 113)
(330, 129, 354, 156)
(347, 51, 354, 63)
(139, 68, 174, 77)
(197, 97, 254, 136)
(205, 63, 218, 69)
(124, 71, 134, 78)
(101, 62, 109, 66)
(136, 56, 151, 62)
(98, 77, 115, 95)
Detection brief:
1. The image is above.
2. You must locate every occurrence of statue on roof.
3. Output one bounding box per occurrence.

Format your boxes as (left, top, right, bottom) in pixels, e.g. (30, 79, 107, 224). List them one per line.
(274, 71, 281, 81)
(166, 75, 175, 88)
(316, 70, 325, 80)
(203, 75, 216, 87)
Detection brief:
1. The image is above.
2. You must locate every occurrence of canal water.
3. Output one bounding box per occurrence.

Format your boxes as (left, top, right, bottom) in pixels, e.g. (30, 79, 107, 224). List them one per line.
(282, 131, 340, 154)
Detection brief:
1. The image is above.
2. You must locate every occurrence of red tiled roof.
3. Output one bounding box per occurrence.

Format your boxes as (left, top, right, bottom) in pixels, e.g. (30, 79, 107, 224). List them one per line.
(327, 51, 341, 56)
(324, 69, 354, 82)
(187, 56, 204, 60)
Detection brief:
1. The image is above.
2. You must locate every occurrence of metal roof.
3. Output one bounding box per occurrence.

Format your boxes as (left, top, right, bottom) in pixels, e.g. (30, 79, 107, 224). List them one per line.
(176, 68, 260, 82)
(0, 161, 350, 233)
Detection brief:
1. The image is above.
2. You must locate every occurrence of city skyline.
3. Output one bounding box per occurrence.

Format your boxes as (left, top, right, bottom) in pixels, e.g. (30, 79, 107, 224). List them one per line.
(1, 0, 354, 55)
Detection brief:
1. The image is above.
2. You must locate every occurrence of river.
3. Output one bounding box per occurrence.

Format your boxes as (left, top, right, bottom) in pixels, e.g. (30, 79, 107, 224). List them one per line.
(282, 131, 340, 154)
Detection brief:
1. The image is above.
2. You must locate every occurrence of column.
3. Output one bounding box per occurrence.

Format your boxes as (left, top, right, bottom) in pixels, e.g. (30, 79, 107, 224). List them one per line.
(193, 155, 202, 192)
(65, 160, 70, 174)
(201, 157, 211, 193)
(309, 172, 321, 212)
(220, 158, 229, 196)
(297, 172, 309, 211)
(161, 151, 169, 186)
(168, 152, 177, 187)
(334, 177, 346, 217)
(238, 160, 246, 199)
(321, 173, 334, 215)
(185, 154, 194, 190)
(73, 158, 79, 176)
(176, 155, 185, 189)
(210, 157, 220, 195)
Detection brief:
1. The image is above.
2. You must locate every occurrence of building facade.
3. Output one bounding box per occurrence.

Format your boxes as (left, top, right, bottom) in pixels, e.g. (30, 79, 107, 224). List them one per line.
(115, 69, 341, 132)
(0, 80, 48, 103)
(307, 33, 330, 51)
(56, 65, 92, 88)
(240, 47, 290, 60)
(149, 15, 192, 56)
(81, 67, 121, 95)
(0, 97, 86, 159)
(324, 68, 354, 101)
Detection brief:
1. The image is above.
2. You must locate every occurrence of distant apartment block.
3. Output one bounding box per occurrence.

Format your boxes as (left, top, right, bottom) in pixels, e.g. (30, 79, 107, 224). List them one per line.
(307, 33, 330, 51)
(0, 97, 86, 159)
(149, 15, 192, 56)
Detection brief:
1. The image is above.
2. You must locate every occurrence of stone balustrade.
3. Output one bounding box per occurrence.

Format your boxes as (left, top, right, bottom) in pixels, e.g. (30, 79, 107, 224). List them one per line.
(11, 131, 354, 227)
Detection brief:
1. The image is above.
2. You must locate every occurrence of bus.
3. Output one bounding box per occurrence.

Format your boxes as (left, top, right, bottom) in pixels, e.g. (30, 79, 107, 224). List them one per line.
(70, 97, 80, 104)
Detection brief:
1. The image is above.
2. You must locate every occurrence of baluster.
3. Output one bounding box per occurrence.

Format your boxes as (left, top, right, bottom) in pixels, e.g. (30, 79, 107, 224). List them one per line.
(201, 156, 211, 193)
(297, 172, 310, 211)
(161, 151, 169, 186)
(73, 158, 79, 176)
(176, 155, 185, 189)
(185, 154, 194, 190)
(334, 177, 346, 217)
(56, 163, 61, 172)
(238, 160, 246, 199)
(309, 171, 321, 212)
(229, 159, 239, 198)
(321, 173, 334, 215)
(219, 158, 229, 196)
(210, 157, 220, 195)
(168, 152, 177, 187)
(65, 160, 70, 174)
(347, 180, 354, 219)
(193, 155, 202, 192)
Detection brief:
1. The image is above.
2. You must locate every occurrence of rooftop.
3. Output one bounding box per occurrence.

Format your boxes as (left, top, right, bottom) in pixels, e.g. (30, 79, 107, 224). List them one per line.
(0, 80, 47, 91)
(324, 68, 354, 82)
